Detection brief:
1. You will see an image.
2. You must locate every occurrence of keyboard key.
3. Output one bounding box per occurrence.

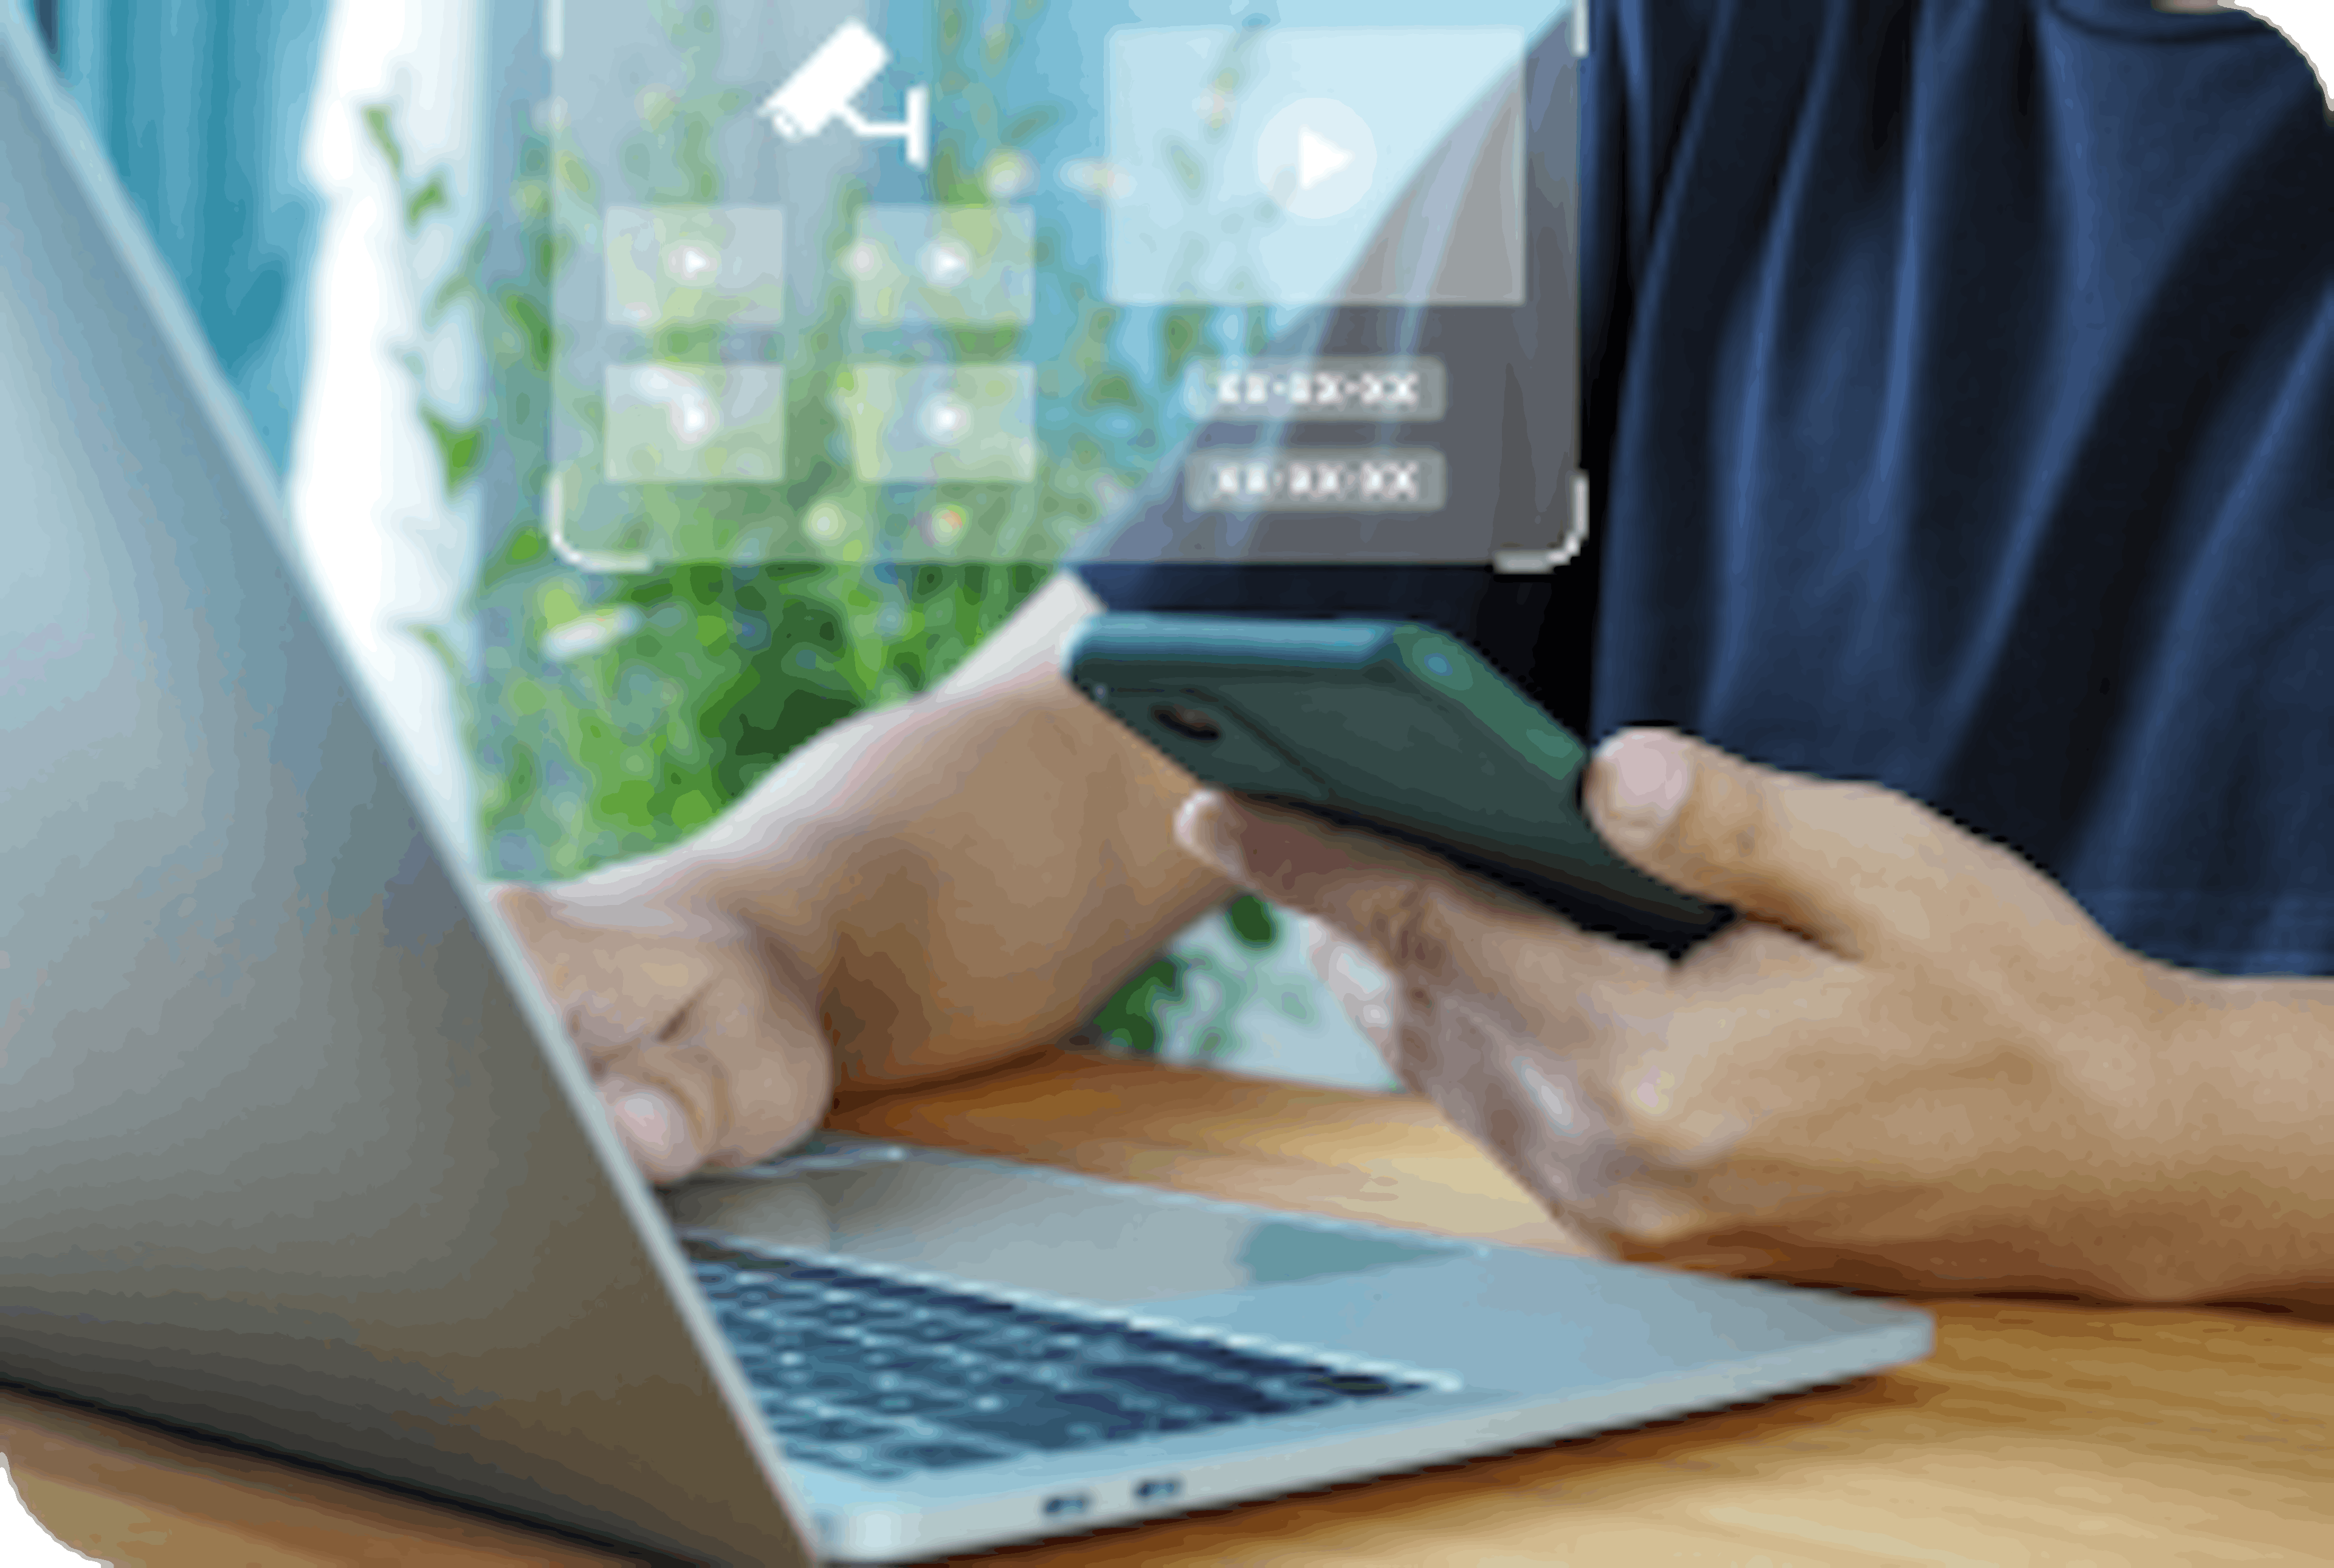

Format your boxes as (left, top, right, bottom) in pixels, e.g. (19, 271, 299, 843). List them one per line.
(764, 1412, 834, 1439)
(727, 1316, 817, 1340)
(943, 1388, 1161, 1452)
(1083, 1363, 1287, 1417)
(757, 1365, 878, 1401)
(957, 1375, 1054, 1409)
(879, 1440, 1007, 1471)
(795, 1329, 870, 1352)
(855, 1347, 957, 1380)
(962, 1328, 1050, 1358)
(852, 1296, 921, 1319)
(791, 1416, 895, 1445)
(933, 1297, 1022, 1322)
(1148, 1407, 1229, 1434)
(787, 1446, 912, 1482)
(867, 1387, 971, 1418)
(1169, 1343, 1320, 1381)
(1297, 1370, 1407, 1398)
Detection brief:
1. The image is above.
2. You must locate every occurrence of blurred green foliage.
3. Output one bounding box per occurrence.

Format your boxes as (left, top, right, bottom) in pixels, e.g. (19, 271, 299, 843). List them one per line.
(376, 0, 1277, 1053)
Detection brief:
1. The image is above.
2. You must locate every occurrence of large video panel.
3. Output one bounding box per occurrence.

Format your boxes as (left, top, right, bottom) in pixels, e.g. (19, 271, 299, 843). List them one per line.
(541, 0, 1578, 568)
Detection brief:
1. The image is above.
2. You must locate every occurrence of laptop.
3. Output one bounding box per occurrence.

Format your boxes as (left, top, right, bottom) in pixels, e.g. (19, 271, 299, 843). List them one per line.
(0, 12, 1930, 1564)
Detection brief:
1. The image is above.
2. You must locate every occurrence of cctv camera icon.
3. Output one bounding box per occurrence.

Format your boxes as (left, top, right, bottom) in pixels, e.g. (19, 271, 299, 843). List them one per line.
(758, 21, 931, 170)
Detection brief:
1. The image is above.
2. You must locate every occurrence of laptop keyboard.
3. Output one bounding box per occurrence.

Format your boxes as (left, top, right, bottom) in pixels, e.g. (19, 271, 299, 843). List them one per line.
(688, 1245, 1436, 1482)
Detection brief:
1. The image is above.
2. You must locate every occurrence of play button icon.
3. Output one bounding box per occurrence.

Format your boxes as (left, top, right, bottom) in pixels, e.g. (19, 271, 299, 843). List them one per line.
(1107, 24, 1526, 304)
(1297, 125, 1355, 190)
(1256, 97, 1379, 220)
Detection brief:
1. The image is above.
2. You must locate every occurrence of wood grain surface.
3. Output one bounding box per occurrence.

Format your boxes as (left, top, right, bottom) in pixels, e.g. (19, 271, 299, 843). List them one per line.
(4, 1048, 2327, 1566)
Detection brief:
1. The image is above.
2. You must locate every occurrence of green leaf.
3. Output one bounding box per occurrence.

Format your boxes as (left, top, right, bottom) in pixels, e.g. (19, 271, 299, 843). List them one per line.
(422, 409, 486, 495)
(1225, 894, 1276, 949)
(1168, 142, 1205, 197)
(1003, 106, 1058, 144)
(1084, 957, 1187, 1058)
(1084, 373, 1138, 408)
(1161, 310, 1202, 376)
(361, 103, 402, 178)
(426, 231, 487, 325)
(496, 288, 553, 374)
(404, 173, 449, 233)
(554, 148, 597, 201)
(403, 622, 467, 687)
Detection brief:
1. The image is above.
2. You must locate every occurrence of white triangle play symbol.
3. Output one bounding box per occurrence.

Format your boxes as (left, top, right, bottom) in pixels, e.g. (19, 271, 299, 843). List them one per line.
(1296, 125, 1355, 191)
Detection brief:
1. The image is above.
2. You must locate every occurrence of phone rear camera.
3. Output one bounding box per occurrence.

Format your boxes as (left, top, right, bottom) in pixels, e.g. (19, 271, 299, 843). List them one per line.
(1151, 703, 1222, 741)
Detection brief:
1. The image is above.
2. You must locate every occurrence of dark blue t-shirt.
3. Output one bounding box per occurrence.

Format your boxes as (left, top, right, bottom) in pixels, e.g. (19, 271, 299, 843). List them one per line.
(1081, 0, 2334, 975)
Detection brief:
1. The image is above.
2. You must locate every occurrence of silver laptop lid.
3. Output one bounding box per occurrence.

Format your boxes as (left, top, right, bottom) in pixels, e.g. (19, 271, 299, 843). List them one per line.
(0, 15, 810, 1563)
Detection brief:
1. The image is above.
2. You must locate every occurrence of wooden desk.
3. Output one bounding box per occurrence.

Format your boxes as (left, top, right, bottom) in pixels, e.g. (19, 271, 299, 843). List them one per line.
(5, 1050, 2329, 1566)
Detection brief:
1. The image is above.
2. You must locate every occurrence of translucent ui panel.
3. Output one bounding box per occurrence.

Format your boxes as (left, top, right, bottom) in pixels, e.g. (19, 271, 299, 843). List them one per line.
(1183, 357, 1450, 423)
(604, 207, 787, 327)
(848, 206, 1035, 326)
(539, 1, 1575, 569)
(602, 365, 787, 483)
(1185, 449, 1448, 512)
(1106, 26, 1526, 306)
(837, 364, 1038, 484)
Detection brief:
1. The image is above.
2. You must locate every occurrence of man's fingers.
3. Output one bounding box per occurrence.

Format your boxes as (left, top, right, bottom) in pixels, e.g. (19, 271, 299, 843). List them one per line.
(490, 881, 833, 1185)
(597, 1076, 701, 1186)
(1305, 921, 1395, 1037)
(1174, 791, 1648, 988)
(1602, 918, 1859, 1160)
(1583, 728, 2096, 965)
(676, 938, 836, 1169)
(1583, 731, 1871, 955)
(1176, 791, 1456, 940)
(1304, 921, 1411, 1083)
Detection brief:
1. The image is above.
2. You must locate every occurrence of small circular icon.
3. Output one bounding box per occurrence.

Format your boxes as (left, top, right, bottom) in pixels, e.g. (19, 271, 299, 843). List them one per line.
(666, 388, 718, 447)
(918, 393, 973, 445)
(841, 239, 882, 280)
(663, 241, 720, 285)
(1254, 97, 1378, 221)
(917, 236, 974, 289)
(983, 150, 1036, 198)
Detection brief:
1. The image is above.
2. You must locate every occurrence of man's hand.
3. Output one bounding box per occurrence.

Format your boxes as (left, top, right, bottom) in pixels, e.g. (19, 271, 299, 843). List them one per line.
(475, 571, 1233, 1188)
(1174, 728, 2333, 1304)
(490, 875, 835, 1185)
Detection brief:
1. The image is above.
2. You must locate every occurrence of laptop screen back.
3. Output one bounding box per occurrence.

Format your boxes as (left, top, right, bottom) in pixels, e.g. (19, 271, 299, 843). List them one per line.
(0, 15, 811, 1563)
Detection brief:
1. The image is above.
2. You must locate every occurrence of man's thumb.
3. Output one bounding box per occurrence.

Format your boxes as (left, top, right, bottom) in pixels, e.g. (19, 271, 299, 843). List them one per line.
(1583, 728, 1905, 960)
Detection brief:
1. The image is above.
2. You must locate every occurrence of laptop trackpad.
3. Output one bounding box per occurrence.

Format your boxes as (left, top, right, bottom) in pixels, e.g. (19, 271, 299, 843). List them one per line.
(663, 1145, 1458, 1305)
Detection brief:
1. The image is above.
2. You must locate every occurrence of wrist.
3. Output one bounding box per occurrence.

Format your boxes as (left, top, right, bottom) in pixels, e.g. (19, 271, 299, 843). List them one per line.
(2085, 966, 2334, 1302)
(673, 698, 934, 975)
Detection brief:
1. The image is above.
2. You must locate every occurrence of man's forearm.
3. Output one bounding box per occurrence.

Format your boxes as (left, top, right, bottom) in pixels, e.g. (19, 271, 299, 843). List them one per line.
(670, 573, 1232, 1090)
(2137, 971, 2334, 1304)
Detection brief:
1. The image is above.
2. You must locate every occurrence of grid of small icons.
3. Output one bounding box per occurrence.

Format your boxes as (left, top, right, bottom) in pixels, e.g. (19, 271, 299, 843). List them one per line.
(549, 5, 1571, 566)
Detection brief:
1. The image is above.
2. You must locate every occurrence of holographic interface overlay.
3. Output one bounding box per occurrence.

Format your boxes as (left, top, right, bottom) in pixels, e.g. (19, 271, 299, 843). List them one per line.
(540, 0, 1577, 569)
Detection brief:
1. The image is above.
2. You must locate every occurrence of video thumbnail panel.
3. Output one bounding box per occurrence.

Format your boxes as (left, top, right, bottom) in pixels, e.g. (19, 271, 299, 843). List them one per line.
(540, 0, 1576, 568)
